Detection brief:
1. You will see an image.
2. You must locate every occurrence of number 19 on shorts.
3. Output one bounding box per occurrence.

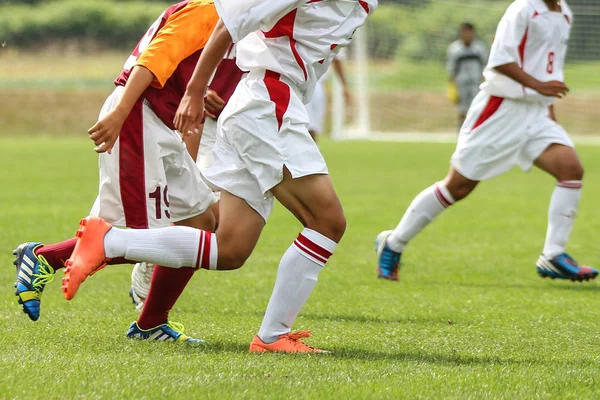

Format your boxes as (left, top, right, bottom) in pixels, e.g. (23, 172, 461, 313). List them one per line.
(149, 185, 171, 220)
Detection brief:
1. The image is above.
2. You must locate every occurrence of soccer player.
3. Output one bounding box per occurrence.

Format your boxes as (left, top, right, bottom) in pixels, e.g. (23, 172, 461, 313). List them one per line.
(447, 23, 488, 130)
(305, 56, 351, 142)
(62, 0, 377, 353)
(13, 0, 220, 343)
(376, 0, 598, 282)
(129, 46, 245, 310)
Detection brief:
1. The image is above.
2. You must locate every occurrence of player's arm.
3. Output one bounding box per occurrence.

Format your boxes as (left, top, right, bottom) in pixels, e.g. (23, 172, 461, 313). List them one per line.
(175, 20, 232, 136)
(489, 3, 568, 98)
(494, 63, 568, 98)
(88, 66, 155, 154)
(332, 58, 351, 103)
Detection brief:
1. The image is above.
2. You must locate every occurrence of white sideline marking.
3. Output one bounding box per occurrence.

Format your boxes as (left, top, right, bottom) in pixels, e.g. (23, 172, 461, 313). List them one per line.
(341, 132, 600, 146)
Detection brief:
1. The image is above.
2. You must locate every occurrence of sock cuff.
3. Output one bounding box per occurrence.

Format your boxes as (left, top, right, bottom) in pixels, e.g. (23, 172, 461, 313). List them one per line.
(556, 180, 583, 189)
(195, 230, 216, 270)
(433, 182, 455, 208)
(293, 228, 338, 266)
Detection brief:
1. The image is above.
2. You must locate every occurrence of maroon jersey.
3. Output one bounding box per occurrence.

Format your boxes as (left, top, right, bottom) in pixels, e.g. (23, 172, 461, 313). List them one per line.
(114, 0, 218, 130)
(208, 44, 245, 119)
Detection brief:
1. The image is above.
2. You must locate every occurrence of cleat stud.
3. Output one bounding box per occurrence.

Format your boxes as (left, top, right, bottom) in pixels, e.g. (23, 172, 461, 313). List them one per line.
(80, 218, 87, 226)
(76, 229, 83, 238)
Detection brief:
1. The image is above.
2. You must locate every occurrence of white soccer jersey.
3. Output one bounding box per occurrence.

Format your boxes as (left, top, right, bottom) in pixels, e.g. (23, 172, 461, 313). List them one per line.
(214, 0, 376, 103)
(481, 0, 573, 105)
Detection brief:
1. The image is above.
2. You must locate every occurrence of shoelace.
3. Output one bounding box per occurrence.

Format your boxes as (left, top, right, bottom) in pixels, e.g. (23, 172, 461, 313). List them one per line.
(282, 330, 317, 350)
(167, 321, 197, 342)
(31, 255, 55, 290)
(381, 247, 400, 270)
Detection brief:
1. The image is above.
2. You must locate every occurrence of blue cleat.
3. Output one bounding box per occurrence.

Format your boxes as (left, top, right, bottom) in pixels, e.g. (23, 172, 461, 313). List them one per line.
(13, 242, 55, 321)
(376, 230, 401, 281)
(126, 321, 206, 346)
(536, 253, 598, 282)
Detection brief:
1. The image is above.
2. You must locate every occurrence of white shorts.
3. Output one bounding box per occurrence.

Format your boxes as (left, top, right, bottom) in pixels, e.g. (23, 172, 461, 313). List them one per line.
(305, 79, 326, 134)
(197, 117, 217, 171)
(90, 86, 217, 228)
(451, 91, 574, 181)
(202, 71, 329, 221)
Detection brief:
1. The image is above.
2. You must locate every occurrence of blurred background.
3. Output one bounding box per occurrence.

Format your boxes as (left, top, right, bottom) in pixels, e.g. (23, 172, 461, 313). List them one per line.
(1, 0, 598, 138)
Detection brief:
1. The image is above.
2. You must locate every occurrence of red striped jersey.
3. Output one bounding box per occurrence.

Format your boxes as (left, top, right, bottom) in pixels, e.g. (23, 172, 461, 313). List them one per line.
(114, 0, 218, 129)
(482, 0, 573, 106)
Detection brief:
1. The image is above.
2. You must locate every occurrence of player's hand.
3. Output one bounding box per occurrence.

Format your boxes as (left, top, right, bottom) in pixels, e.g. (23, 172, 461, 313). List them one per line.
(88, 107, 128, 154)
(205, 89, 225, 120)
(534, 80, 569, 98)
(174, 90, 205, 139)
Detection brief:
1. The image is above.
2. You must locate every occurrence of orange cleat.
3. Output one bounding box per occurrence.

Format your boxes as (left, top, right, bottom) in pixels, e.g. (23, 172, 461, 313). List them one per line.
(249, 330, 328, 354)
(62, 217, 113, 300)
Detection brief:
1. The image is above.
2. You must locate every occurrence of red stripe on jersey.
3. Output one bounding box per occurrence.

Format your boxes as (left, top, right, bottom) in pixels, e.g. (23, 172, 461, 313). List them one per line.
(471, 96, 504, 132)
(564, 14, 571, 24)
(263, 9, 308, 80)
(518, 28, 529, 67)
(296, 234, 332, 260)
(359, 1, 370, 13)
(119, 100, 148, 229)
(264, 71, 291, 131)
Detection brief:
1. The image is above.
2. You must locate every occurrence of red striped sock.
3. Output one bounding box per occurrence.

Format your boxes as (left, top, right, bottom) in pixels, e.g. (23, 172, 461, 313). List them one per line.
(196, 230, 217, 270)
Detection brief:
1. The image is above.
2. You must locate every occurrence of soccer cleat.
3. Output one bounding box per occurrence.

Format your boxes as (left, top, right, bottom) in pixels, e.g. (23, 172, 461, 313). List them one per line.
(126, 321, 206, 346)
(249, 330, 328, 354)
(536, 253, 598, 282)
(13, 242, 55, 321)
(376, 230, 401, 281)
(62, 217, 112, 300)
(129, 262, 155, 312)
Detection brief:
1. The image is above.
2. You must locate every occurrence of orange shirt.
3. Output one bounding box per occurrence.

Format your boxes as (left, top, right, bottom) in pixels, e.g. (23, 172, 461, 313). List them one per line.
(136, 0, 219, 88)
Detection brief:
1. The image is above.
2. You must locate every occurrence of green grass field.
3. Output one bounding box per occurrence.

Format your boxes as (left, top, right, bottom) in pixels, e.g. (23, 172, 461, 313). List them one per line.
(1, 138, 599, 399)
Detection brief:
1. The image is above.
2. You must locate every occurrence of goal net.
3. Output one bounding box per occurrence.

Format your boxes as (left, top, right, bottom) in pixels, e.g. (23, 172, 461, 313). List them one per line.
(331, 0, 600, 141)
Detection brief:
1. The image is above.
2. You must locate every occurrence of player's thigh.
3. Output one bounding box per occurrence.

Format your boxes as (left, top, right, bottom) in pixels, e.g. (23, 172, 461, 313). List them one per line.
(271, 168, 346, 242)
(148, 108, 218, 229)
(528, 120, 581, 180)
(452, 93, 530, 181)
(214, 191, 265, 270)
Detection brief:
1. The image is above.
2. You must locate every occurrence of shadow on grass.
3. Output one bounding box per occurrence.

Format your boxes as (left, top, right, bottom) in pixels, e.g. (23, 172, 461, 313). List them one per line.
(203, 340, 588, 368)
(441, 280, 600, 292)
(301, 312, 443, 325)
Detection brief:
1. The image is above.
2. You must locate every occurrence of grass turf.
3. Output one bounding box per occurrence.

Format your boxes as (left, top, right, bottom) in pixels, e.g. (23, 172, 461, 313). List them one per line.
(1, 138, 599, 399)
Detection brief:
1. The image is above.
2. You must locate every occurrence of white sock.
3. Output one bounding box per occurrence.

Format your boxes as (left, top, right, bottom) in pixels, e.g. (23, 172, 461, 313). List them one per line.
(386, 183, 455, 253)
(542, 181, 582, 259)
(257, 228, 337, 344)
(104, 226, 218, 269)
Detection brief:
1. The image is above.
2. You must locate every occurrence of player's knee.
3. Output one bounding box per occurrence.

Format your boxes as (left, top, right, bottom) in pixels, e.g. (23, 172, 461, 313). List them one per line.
(217, 250, 249, 271)
(560, 161, 584, 181)
(306, 208, 346, 243)
(446, 182, 476, 201)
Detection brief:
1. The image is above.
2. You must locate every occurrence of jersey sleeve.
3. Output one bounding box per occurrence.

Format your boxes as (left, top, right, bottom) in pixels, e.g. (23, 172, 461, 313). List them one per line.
(136, 0, 220, 88)
(487, 2, 531, 69)
(214, 0, 304, 43)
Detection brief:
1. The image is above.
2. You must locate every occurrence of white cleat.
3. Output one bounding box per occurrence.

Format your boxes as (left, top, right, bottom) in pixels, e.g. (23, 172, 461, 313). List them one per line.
(130, 262, 154, 312)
